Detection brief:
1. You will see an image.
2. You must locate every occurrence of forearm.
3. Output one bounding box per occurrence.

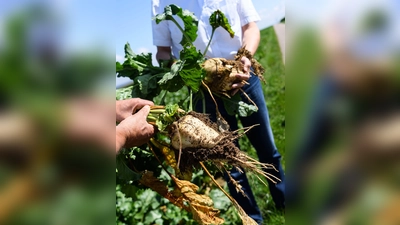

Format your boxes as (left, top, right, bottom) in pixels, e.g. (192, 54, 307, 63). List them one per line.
(241, 22, 260, 56)
(156, 46, 173, 61)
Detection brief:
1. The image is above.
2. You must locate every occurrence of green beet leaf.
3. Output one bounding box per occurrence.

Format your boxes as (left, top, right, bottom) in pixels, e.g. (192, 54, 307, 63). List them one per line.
(238, 101, 258, 117)
(178, 45, 205, 92)
(158, 60, 185, 92)
(209, 10, 235, 38)
(222, 94, 258, 117)
(154, 104, 184, 131)
(155, 4, 198, 47)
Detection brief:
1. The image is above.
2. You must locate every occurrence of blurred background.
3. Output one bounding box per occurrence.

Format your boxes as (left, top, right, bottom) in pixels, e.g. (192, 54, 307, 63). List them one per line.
(286, 0, 400, 224)
(0, 1, 115, 224)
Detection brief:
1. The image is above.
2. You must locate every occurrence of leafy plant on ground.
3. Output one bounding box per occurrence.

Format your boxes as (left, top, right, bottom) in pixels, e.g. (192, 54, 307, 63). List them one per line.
(116, 4, 283, 225)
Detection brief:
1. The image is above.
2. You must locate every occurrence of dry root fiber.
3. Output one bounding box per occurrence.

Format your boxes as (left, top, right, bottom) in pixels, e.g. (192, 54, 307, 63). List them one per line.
(139, 171, 224, 225)
(202, 58, 245, 97)
(149, 111, 277, 225)
(169, 111, 279, 185)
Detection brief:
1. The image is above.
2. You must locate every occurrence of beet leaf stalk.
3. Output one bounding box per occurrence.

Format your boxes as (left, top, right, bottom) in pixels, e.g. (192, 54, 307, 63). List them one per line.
(146, 104, 186, 132)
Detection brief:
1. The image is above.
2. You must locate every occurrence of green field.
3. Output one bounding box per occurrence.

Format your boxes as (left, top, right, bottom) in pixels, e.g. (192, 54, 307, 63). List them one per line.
(246, 25, 286, 224)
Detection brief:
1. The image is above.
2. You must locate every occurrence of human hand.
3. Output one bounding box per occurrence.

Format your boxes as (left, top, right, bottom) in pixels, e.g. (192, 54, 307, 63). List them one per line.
(116, 98, 154, 123)
(231, 56, 251, 96)
(116, 105, 155, 151)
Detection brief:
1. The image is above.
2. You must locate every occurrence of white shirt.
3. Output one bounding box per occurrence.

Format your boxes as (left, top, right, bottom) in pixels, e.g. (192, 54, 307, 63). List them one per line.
(152, 0, 260, 60)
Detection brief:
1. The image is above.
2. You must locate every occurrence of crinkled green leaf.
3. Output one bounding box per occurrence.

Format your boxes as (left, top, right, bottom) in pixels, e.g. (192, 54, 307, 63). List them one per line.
(155, 4, 198, 46)
(209, 10, 235, 38)
(155, 104, 184, 131)
(124, 42, 135, 58)
(164, 104, 180, 116)
(131, 78, 161, 100)
(116, 86, 133, 100)
(117, 44, 158, 80)
(155, 119, 167, 132)
(222, 95, 258, 117)
(116, 61, 123, 71)
(117, 42, 169, 100)
(123, 42, 153, 67)
(178, 46, 205, 92)
(116, 153, 142, 183)
(158, 60, 185, 92)
(145, 210, 162, 224)
(135, 74, 156, 96)
(238, 101, 258, 117)
(158, 72, 185, 92)
(222, 94, 241, 116)
(179, 69, 204, 92)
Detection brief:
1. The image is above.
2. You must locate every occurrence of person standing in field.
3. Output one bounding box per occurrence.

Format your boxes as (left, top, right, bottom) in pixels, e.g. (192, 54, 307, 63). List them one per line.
(151, 0, 285, 223)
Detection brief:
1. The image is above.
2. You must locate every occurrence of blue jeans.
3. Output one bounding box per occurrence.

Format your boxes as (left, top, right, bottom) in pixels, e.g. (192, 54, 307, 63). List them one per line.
(195, 73, 286, 223)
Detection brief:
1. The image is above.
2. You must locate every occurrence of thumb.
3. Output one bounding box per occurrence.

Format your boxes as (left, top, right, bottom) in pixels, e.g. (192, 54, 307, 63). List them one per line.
(135, 105, 151, 118)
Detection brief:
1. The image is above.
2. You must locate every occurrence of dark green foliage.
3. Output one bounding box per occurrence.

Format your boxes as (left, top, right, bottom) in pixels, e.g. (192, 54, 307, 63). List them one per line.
(116, 43, 167, 100)
(178, 46, 205, 92)
(158, 61, 185, 92)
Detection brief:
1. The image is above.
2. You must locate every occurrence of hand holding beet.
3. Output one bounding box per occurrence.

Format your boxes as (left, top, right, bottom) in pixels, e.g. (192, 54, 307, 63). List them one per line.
(116, 98, 154, 123)
(230, 56, 251, 95)
(116, 105, 155, 152)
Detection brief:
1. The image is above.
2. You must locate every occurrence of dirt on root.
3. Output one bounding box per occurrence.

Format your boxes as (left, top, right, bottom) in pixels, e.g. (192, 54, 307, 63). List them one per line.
(202, 58, 245, 97)
(235, 47, 265, 83)
(172, 111, 245, 171)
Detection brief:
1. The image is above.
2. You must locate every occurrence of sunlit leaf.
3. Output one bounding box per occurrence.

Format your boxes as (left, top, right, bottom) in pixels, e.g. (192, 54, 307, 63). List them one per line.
(209, 10, 235, 38)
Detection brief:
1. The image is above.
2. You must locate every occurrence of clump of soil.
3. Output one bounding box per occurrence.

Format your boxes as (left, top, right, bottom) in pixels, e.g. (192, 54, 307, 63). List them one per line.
(235, 47, 265, 82)
(201, 47, 265, 98)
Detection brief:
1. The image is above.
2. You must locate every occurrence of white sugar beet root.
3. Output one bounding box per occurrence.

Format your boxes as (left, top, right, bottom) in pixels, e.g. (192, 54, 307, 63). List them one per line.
(170, 114, 223, 149)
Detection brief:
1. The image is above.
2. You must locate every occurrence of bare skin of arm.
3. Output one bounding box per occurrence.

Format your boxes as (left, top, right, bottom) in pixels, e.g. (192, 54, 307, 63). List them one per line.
(242, 21, 260, 57)
(231, 22, 260, 95)
(156, 46, 173, 62)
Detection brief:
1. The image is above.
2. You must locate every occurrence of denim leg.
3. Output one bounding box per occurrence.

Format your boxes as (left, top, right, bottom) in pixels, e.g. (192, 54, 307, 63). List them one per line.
(239, 75, 286, 210)
(225, 168, 264, 223)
